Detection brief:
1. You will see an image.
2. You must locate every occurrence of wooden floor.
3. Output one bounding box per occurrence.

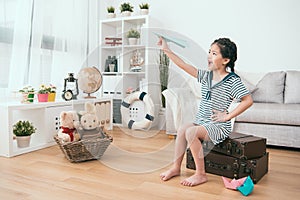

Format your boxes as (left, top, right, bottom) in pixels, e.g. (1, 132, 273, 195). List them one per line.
(1, 127, 299, 200)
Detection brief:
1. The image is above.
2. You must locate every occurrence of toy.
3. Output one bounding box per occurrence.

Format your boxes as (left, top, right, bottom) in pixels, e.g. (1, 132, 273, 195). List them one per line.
(222, 176, 247, 190)
(75, 102, 106, 139)
(237, 176, 254, 196)
(57, 111, 80, 142)
(120, 91, 154, 130)
(222, 176, 254, 196)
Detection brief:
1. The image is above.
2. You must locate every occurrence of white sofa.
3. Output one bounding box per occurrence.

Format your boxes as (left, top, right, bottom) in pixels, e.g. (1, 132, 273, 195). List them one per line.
(164, 70, 300, 148)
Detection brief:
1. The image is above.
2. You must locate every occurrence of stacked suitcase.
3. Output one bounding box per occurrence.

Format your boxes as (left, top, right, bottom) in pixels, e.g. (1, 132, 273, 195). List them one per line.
(186, 132, 269, 183)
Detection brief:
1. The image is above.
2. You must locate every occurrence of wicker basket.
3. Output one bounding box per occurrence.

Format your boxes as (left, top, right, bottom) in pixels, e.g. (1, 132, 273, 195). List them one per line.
(54, 133, 112, 163)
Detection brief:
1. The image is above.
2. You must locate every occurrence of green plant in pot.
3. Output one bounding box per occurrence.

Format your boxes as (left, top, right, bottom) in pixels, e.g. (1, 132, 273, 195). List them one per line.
(107, 6, 116, 18)
(19, 86, 35, 103)
(37, 84, 50, 102)
(127, 29, 140, 38)
(120, 2, 133, 16)
(48, 84, 57, 102)
(139, 3, 149, 15)
(13, 120, 37, 148)
(126, 29, 140, 45)
(139, 3, 149, 9)
(159, 50, 170, 108)
(107, 6, 115, 13)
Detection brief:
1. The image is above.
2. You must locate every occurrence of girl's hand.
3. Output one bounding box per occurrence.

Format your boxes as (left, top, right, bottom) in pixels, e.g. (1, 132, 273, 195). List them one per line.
(211, 109, 229, 122)
(157, 37, 170, 51)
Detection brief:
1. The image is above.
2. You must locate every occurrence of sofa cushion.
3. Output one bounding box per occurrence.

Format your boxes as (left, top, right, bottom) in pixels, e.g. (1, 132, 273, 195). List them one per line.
(251, 71, 286, 103)
(240, 76, 258, 93)
(235, 103, 300, 126)
(284, 70, 300, 103)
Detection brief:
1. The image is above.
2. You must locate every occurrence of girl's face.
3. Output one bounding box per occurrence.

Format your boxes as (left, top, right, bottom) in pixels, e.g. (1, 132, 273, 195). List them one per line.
(207, 43, 229, 71)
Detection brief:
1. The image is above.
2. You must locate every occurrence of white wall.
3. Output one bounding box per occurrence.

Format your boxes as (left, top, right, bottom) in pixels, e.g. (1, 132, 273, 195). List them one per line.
(100, 0, 300, 73)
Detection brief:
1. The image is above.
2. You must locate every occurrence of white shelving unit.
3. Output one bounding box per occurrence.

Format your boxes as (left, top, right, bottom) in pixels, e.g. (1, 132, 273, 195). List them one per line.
(0, 98, 112, 157)
(99, 15, 161, 126)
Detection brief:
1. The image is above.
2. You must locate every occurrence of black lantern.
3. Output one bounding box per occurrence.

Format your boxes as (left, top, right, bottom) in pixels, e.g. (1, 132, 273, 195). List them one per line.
(62, 73, 79, 101)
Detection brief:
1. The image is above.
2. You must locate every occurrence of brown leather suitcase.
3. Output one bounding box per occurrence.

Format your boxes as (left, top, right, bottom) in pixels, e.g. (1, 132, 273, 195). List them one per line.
(203, 132, 267, 160)
(186, 149, 269, 184)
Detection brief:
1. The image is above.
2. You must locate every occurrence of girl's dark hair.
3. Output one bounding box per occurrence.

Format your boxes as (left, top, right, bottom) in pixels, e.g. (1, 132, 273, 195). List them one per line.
(212, 38, 237, 72)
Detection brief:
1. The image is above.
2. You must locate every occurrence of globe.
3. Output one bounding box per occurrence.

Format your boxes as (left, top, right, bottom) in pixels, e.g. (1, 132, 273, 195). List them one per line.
(77, 66, 102, 98)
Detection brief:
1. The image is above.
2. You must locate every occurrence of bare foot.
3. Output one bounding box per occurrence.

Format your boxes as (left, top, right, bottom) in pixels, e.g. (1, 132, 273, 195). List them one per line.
(180, 174, 208, 186)
(160, 168, 180, 181)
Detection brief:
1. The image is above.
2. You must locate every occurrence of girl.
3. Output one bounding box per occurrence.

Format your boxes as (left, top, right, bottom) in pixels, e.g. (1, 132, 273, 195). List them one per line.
(158, 37, 253, 186)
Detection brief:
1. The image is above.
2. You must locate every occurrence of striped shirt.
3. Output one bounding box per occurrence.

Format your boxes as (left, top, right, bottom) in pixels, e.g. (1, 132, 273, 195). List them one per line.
(194, 69, 250, 144)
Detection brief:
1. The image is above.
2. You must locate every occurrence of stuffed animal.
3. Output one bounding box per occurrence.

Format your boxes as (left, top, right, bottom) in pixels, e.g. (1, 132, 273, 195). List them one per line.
(57, 111, 81, 142)
(75, 102, 106, 139)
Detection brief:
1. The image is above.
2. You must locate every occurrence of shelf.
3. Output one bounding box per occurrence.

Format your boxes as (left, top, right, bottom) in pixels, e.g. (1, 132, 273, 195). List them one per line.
(100, 15, 161, 128)
(123, 72, 145, 75)
(123, 45, 145, 49)
(103, 72, 122, 75)
(101, 18, 122, 27)
(11, 141, 55, 157)
(101, 45, 122, 49)
(0, 98, 113, 157)
(0, 98, 112, 110)
(101, 15, 148, 23)
(123, 15, 148, 24)
(101, 45, 145, 50)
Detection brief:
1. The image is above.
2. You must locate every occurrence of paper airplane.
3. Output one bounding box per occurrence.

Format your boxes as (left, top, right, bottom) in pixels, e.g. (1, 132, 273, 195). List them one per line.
(222, 176, 247, 190)
(153, 32, 188, 48)
(222, 176, 254, 196)
(237, 176, 254, 196)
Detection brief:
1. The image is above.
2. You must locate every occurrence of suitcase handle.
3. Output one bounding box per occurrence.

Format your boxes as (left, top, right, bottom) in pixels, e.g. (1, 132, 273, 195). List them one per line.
(226, 143, 232, 154)
(233, 162, 239, 170)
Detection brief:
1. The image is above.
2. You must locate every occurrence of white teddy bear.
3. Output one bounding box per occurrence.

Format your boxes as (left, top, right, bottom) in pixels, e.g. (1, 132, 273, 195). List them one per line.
(57, 111, 81, 143)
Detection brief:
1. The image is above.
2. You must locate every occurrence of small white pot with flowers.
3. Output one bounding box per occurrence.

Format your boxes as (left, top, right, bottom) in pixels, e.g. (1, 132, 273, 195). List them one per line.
(19, 86, 35, 103)
(13, 120, 37, 148)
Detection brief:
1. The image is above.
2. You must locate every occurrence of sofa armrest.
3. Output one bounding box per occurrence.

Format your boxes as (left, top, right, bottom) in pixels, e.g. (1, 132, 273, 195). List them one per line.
(163, 88, 200, 132)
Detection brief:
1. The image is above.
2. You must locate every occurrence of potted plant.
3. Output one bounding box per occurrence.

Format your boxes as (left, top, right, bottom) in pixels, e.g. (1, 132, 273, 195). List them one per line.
(48, 84, 56, 102)
(159, 50, 170, 108)
(139, 3, 149, 15)
(120, 2, 133, 17)
(126, 28, 140, 45)
(107, 6, 116, 18)
(13, 120, 36, 148)
(37, 84, 50, 102)
(19, 86, 35, 103)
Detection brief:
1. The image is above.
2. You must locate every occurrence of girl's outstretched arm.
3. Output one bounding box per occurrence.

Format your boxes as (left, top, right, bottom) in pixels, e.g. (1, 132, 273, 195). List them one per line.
(157, 37, 198, 78)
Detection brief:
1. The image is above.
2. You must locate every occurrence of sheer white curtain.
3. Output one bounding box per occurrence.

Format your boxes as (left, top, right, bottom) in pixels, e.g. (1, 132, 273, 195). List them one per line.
(0, 0, 19, 100)
(8, 0, 98, 96)
(8, 0, 32, 91)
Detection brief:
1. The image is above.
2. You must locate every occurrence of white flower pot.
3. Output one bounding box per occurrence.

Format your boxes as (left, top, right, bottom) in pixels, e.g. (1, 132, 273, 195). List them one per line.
(128, 38, 138, 45)
(121, 11, 131, 17)
(140, 9, 149, 15)
(16, 135, 31, 148)
(107, 13, 116, 18)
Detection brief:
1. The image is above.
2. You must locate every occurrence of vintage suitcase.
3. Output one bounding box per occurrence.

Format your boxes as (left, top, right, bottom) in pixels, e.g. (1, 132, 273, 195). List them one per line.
(186, 149, 269, 184)
(203, 132, 267, 160)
